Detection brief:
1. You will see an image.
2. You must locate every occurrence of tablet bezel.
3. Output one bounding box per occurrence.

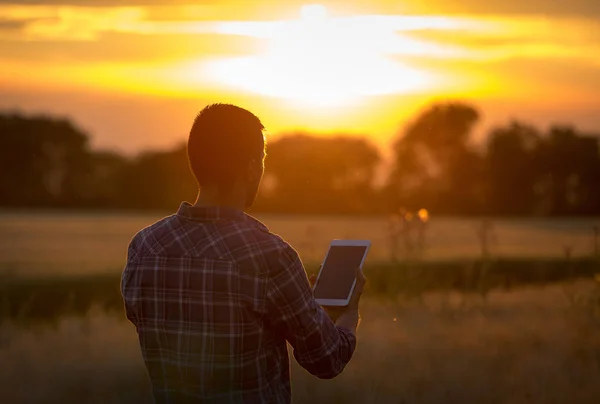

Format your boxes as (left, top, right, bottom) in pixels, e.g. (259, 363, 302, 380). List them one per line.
(312, 239, 371, 307)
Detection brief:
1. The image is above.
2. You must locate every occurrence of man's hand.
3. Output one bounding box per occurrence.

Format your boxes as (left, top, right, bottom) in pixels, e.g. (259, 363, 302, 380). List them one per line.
(309, 272, 318, 288)
(309, 266, 367, 324)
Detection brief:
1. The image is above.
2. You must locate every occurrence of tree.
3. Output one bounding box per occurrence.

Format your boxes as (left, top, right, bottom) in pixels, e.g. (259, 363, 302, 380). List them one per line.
(386, 102, 482, 214)
(4, 107, 598, 216)
(254, 134, 381, 214)
(117, 145, 197, 209)
(485, 121, 541, 215)
(86, 150, 131, 207)
(534, 126, 600, 215)
(0, 113, 91, 207)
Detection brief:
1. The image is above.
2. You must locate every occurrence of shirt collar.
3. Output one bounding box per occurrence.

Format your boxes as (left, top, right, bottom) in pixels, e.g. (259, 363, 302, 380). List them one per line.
(176, 202, 245, 222)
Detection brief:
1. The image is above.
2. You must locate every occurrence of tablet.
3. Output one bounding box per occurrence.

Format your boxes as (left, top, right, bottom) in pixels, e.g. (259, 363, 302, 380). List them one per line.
(313, 239, 371, 307)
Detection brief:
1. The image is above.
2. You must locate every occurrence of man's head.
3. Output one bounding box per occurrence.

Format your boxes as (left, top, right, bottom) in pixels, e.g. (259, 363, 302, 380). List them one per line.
(188, 103, 266, 208)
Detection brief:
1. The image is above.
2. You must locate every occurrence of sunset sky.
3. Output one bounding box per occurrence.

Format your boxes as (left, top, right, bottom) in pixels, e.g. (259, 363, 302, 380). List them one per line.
(1, 0, 599, 153)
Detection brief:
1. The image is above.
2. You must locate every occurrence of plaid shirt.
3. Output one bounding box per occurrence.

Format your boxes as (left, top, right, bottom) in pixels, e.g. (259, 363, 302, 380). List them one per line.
(121, 202, 356, 403)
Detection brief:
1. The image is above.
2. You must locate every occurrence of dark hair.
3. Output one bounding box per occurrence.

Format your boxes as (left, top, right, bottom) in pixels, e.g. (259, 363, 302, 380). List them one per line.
(187, 103, 265, 188)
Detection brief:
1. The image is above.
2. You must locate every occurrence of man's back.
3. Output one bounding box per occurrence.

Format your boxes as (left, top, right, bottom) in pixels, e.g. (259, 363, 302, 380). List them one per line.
(122, 202, 356, 403)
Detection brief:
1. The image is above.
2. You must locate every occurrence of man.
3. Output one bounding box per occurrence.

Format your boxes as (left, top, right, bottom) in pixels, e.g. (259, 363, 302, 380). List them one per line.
(121, 103, 366, 403)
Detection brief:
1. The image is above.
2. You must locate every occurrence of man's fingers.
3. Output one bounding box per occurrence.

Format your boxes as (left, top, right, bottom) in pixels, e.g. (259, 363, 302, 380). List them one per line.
(356, 267, 366, 283)
(348, 267, 364, 300)
(355, 267, 366, 289)
(310, 264, 322, 287)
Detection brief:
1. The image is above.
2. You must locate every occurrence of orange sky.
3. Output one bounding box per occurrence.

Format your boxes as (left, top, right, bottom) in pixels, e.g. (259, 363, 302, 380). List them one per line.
(0, 0, 599, 153)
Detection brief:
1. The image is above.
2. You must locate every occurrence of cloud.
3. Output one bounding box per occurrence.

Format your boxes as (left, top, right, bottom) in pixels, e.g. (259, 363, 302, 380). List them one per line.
(0, 17, 26, 30)
(399, 17, 600, 65)
(0, 0, 205, 5)
(430, 0, 600, 17)
(0, 4, 236, 40)
(362, 0, 600, 18)
(1, 2, 598, 111)
(1, 4, 599, 69)
(0, 15, 58, 34)
(0, 31, 265, 63)
(2, 2, 599, 43)
(0, 0, 599, 17)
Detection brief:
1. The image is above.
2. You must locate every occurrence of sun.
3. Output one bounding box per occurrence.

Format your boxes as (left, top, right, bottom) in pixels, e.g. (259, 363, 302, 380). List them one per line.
(202, 4, 434, 108)
(300, 4, 328, 20)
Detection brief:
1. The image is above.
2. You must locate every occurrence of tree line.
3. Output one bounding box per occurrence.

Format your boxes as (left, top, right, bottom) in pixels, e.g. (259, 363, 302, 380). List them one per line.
(1, 102, 599, 216)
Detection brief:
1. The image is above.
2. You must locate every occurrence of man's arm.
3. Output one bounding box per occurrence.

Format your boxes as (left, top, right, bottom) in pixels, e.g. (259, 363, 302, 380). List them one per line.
(309, 267, 366, 336)
(121, 237, 140, 328)
(265, 249, 357, 379)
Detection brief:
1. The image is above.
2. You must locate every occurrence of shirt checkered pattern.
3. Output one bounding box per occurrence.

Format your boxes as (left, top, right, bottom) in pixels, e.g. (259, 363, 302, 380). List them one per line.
(121, 202, 356, 403)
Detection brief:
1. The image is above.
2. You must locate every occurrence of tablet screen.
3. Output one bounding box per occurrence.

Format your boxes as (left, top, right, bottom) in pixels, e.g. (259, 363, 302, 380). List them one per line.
(313, 245, 367, 300)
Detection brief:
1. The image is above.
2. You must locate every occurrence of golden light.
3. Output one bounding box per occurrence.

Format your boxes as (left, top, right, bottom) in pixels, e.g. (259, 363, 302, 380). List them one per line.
(300, 4, 327, 20)
(418, 208, 429, 222)
(5, 2, 597, 114)
(201, 4, 437, 108)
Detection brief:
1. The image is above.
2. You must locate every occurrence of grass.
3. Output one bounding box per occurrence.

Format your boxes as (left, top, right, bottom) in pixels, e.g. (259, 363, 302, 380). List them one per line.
(2, 284, 600, 403)
(2, 211, 600, 402)
(2, 262, 600, 403)
(1, 211, 599, 276)
(2, 259, 599, 327)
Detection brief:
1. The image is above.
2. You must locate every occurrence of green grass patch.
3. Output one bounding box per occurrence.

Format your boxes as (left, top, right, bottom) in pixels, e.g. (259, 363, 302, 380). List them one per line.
(1, 258, 599, 326)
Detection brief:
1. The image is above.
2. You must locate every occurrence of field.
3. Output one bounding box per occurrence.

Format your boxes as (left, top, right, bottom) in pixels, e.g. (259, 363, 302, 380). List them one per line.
(1, 211, 599, 275)
(1, 211, 600, 403)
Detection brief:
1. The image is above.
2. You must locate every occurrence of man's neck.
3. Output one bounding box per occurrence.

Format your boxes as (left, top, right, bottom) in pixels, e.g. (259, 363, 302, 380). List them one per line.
(193, 188, 245, 211)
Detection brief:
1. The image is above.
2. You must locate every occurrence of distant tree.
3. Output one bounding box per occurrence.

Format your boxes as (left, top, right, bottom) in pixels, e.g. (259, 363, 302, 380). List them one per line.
(254, 134, 381, 214)
(4, 107, 598, 216)
(117, 145, 197, 209)
(386, 102, 482, 214)
(535, 126, 600, 215)
(485, 121, 541, 215)
(0, 113, 91, 207)
(86, 150, 131, 207)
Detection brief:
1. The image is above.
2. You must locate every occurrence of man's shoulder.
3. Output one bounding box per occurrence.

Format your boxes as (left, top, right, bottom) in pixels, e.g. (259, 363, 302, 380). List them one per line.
(128, 214, 178, 255)
(231, 214, 299, 264)
(246, 215, 296, 249)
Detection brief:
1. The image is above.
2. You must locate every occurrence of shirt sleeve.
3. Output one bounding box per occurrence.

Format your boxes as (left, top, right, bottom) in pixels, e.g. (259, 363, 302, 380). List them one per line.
(265, 247, 357, 379)
(121, 236, 140, 328)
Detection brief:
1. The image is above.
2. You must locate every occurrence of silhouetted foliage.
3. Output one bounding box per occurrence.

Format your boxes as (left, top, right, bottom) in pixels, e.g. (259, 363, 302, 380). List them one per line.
(1, 105, 599, 216)
(386, 103, 484, 214)
(536, 126, 600, 215)
(116, 145, 197, 209)
(485, 121, 542, 215)
(253, 133, 381, 214)
(0, 113, 91, 207)
(483, 122, 600, 216)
